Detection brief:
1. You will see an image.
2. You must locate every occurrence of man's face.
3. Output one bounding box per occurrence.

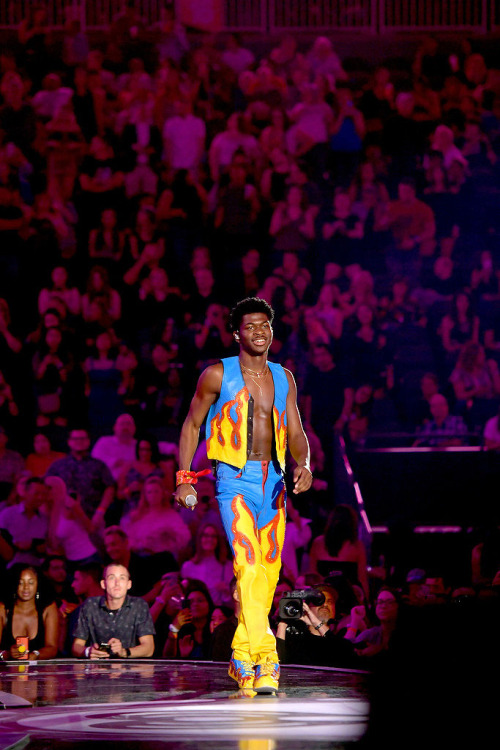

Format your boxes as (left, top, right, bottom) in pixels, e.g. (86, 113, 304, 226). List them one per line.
(68, 430, 90, 455)
(430, 395, 448, 422)
(101, 565, 131, 601)
(310, 590, 336, 623)
(24, 482, 46, 512)
(47, 559, 67, 584)
(72, 571, 88, 597)
(113, 414, 135, 440)
(104, 532, 128, 562)
(312, 346, 333, 372)
(236, 312, 273, 355)
(398, 183, 415, 203)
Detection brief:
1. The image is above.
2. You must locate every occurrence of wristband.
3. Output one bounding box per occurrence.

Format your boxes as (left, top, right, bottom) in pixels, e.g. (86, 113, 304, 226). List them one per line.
(169, 623, 179, 633)
(125, 648, 131, 658)
(175, 469, 211, 487)
(85, 646, 91, 658)
(314, 621, 325, 631)
(31, 650, 40, 659)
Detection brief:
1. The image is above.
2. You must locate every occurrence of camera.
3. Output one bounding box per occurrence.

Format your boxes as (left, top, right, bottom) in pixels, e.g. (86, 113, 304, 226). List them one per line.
(99, 642, 112, 653)
(278, 588, 325, 621)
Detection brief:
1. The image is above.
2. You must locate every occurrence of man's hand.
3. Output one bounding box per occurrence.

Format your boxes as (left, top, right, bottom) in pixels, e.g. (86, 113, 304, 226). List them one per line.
(89, 643, 111, 659)
(108, 638, 126, 658)
(292, 465, 313, 494)
(173, 484, 197, 510)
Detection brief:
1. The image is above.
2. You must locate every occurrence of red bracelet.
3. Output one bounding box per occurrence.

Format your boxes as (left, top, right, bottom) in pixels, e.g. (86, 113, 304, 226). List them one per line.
(176, 469, 211, 487)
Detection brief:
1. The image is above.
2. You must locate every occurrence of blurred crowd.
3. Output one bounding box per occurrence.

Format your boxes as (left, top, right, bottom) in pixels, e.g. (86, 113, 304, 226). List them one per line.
(1, 4, 500, 666)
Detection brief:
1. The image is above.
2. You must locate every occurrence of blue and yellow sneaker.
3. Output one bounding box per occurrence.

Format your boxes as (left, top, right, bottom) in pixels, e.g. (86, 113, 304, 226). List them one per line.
(228, 653, 255, 689)
(253, 660, 280, 694)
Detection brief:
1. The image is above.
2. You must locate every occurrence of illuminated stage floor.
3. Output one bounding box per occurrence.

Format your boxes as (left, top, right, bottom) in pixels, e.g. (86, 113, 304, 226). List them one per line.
(0, 660, 370, 749)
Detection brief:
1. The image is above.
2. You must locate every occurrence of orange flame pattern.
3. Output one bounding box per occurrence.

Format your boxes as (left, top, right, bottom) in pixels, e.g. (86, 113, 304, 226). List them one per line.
(259, 487, 286, 565)
(273, 406, 287, 468)
(230, 494, 258, 565)
(206, 388, 249, 467)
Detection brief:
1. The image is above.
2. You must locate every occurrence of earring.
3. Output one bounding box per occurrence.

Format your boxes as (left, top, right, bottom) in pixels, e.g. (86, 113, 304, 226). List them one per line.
(35, 592, 40, 600)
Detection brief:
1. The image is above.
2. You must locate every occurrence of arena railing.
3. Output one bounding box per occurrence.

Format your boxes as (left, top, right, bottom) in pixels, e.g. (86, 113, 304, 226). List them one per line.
(0, 0, 493, 32)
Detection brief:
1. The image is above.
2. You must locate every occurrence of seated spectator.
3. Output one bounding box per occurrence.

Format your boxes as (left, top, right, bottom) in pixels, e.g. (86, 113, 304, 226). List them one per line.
(221, 32, 255, 76)
(180, 522, 233, 607)
(162, 579, 214, 660)
(413, 393, 469, 447)
(208, 112, 261, 183)
(120, 476, 191, 562)
(280, 496, 312, 582)
(449, 341, 500, 411)
(0, 477, 48, 570)
(46, 428, 115, 527)
(91, 413, 137, 481)
(162, 98, 206, 176)
(0, 565, 59, 660)
(209, 578, 239, 662)
(350, 586, 401, 661)
(71, 563, 155, 659)
(116, 435, 164, 515)
(329, 85, 366, 187)
(308, 504, 369, 599)
(437, 291, 479, 370)
(103, 525, 175, 599)
(25, 433, 65, 477)
(276, 582, 358, 668)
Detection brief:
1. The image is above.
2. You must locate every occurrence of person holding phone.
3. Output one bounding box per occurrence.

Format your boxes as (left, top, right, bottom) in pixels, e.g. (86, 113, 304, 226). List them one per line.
(71, 563, 155, 659)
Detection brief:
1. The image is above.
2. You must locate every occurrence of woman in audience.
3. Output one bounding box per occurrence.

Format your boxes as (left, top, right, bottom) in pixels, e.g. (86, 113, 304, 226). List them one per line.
(117, 435, 164, 515)
(162, 579, 214, 660)
(180, 522, 232, 607)
(45, 476, 101, 567)
(0, 566, 59, 660)
(308, 504, 370, 599)
(25, 433, 65, 477)
(38, 266, 81, 318)
(81, 266, 122, 325)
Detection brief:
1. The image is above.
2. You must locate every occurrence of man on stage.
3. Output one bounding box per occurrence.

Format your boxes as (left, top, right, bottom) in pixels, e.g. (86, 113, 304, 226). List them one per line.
(174, 297, 312, 693)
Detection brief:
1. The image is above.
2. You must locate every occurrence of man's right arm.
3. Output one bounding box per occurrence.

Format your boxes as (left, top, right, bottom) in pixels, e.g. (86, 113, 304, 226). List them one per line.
(174, 364, 222, 508)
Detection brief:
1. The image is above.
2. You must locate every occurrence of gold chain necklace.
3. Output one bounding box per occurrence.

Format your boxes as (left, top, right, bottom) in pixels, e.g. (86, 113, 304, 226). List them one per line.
(241, 364, 269, 395)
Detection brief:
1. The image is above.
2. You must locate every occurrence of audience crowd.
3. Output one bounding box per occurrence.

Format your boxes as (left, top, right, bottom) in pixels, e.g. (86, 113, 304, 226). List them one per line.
(1, 7, 500, 668)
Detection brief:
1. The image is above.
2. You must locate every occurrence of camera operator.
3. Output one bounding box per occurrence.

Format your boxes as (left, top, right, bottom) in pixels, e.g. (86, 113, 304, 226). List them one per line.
(276, 583, 359, 668)
(71, 563, 155, 659)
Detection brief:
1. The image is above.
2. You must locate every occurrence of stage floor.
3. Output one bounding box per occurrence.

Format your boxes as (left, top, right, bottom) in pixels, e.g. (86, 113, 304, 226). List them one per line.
(0, 659, 370, 749)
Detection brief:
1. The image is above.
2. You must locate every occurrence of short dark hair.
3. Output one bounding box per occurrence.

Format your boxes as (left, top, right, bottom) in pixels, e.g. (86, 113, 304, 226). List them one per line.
(74, 562, 102, 584)
(229, 297, 274, 332)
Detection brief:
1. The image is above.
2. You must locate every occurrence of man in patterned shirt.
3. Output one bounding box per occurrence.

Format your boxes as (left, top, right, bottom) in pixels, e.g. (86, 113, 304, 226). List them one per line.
(71, 563, 155, 659)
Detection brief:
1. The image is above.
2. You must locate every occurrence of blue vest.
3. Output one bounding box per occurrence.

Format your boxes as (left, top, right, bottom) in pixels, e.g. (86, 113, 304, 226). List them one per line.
(206, 357, 289, 470)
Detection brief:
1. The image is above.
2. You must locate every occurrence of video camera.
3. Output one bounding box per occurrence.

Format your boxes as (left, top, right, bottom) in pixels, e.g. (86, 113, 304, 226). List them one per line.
(278, 588, 325, 621)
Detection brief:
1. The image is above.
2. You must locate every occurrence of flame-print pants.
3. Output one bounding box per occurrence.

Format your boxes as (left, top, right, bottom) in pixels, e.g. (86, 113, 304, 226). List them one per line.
(215, 459, 286, 665)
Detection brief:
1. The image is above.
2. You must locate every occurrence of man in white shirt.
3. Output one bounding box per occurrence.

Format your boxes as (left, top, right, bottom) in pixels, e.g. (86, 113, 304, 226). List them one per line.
(162, 99, 206, 174)
(91, 413, 137, 481)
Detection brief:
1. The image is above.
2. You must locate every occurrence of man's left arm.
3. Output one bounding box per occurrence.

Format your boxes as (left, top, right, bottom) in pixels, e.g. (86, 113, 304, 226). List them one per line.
(285, 370, 313, 494)
(109, 634, 154, 658)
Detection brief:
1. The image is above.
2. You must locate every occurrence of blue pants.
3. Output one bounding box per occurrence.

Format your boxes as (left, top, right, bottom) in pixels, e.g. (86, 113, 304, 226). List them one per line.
(216, 459, 286, 664)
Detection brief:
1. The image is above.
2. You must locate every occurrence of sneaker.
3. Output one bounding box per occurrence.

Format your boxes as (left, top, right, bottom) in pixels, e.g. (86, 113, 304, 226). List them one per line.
(253, 661, 280, 694)
(228, 654, 255, 689)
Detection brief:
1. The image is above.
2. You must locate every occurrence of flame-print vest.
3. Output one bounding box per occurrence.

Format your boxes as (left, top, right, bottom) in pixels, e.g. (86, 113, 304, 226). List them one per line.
(206, 356, 288, 471)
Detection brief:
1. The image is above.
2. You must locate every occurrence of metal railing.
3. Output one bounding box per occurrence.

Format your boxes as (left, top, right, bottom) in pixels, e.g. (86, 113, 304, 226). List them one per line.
(0, 0, 495, 32)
